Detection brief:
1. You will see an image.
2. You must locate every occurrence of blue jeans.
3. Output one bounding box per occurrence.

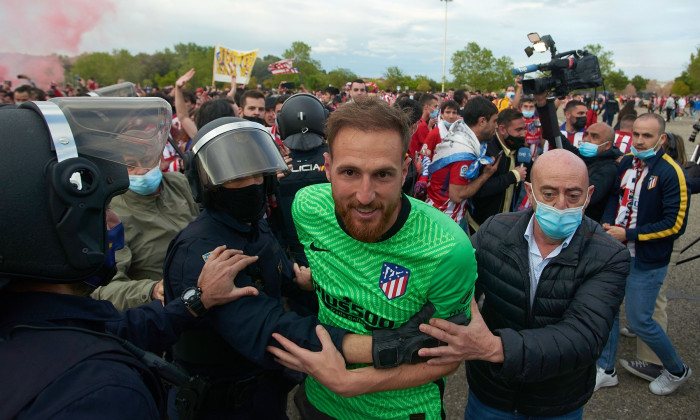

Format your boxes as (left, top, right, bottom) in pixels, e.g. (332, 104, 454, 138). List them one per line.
(465, 389, 583, 420)
(598, 258, 684, 373)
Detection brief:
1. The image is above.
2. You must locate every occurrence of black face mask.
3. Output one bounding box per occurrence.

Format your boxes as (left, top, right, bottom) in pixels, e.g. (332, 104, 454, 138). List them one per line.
(212, 183, 266, 222)
(573, 116, 587, 130)
(242, 116, 267, 126)
(505, 134, 526, 150)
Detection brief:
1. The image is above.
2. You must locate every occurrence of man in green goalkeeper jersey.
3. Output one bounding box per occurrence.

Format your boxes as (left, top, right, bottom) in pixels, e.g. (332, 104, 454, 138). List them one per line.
(268, 97, 477, 420)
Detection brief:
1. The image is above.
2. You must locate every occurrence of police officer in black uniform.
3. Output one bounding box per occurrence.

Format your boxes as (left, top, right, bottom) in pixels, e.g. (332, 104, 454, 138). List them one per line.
(0, 98, 259, 420)
(163, 117, 352, 419)
(276, 93, 330, 268)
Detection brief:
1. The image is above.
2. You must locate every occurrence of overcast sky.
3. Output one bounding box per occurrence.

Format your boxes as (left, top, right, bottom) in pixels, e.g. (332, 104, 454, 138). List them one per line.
(2, 0, 698, 84)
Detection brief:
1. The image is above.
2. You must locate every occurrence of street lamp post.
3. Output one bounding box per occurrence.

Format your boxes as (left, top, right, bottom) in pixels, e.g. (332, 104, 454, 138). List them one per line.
(440, 0, 453, 93)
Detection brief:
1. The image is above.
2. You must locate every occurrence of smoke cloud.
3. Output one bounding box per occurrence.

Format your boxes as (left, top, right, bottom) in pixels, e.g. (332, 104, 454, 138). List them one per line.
(0, 0, 115, 89)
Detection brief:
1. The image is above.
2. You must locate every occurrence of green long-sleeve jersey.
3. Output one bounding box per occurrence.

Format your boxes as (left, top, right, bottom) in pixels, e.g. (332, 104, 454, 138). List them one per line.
(293, 183, 477, 420)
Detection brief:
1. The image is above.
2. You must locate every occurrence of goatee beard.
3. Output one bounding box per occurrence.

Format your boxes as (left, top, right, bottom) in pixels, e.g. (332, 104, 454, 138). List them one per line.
(336, 199, 397, 243)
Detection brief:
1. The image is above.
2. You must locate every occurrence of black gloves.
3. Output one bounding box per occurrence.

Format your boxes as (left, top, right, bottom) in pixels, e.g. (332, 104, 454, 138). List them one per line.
(371, 302, 469, 369)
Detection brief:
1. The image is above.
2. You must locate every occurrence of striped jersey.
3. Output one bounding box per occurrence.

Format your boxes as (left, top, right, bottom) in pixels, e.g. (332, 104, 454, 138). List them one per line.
(292, 183, 477, 420)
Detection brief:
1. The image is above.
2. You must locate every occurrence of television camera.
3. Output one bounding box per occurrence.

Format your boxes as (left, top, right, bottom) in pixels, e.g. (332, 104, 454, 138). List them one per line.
(512, 33, 603, 97)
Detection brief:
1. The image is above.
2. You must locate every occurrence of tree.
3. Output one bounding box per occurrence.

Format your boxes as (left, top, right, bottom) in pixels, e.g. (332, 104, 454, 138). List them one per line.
(321, 68, 358, 90)
(630, 75, 650, 93)
(606, 69, 630, 92)
(283, 41, 322, 70)
(674, 46, 700, 93)
(670, 80, 690, 96)
(450, 42, 513, 92)
(383, 66, 410, 91)
(70, 52, 117, 86)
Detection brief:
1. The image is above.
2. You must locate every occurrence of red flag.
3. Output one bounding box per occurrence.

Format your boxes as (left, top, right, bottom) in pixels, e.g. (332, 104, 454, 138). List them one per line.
(268, 58, 300, 75)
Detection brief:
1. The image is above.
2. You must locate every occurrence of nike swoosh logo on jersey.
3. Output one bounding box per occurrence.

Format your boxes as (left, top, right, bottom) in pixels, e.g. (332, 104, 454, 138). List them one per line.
(309, 242, 330, 252)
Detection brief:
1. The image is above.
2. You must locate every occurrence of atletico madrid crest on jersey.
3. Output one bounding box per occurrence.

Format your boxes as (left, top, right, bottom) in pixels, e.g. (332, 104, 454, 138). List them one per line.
(379, 262, 410, 300)
(648, 176, 658, 190)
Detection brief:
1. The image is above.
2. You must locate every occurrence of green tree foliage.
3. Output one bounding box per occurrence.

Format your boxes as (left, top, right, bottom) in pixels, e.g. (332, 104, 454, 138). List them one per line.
(383, 66, 409, 91)
(450, 42, 514, 92)
(630, 75, 650, 93)
(323, 68, 358, 89)
(606, 69, 630, 92)
(70, 52, 117, 85)
(65, 41, 437, 92)
(674, 46, 700, 94)
(283, 41, 322, 69)
(670, 80, 690, 96)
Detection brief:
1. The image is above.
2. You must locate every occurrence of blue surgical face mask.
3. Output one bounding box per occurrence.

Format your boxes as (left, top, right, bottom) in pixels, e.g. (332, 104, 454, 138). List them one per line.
(522, 110, 535, 119)
(592, 105, 598, 110)
(443, 120, 453, 129)
(429, 109, 439, 119)
(531, 189, 589, 240)
(128, 166, 163, 195)
(631, 135, 663, 160)
(506, 91, 515, 99)
(578, 141, 608, 158)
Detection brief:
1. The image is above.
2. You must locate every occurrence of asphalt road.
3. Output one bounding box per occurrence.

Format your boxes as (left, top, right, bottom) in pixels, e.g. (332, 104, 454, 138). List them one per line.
(289, 109, 700, 419)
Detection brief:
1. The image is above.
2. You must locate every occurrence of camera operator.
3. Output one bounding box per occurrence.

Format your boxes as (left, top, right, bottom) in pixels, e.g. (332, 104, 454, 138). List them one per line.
(534, 94, 622, 223)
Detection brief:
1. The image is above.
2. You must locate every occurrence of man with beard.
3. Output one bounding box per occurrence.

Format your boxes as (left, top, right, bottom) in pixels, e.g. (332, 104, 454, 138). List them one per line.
(269, 97, 476, 419)
(469, 108, 529, 233)
(239, 90, 267, 125)
(561, 100, 588, 147)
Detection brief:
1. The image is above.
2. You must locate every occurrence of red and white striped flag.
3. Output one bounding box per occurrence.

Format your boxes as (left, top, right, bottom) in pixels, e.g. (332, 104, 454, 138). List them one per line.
(268, 58, 300, 75)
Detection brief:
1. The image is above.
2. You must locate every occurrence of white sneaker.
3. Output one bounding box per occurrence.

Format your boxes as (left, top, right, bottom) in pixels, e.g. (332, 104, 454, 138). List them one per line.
(650, 365, 692, 395)
(620, 326, 637, 338)
(595, 366, 618, 391)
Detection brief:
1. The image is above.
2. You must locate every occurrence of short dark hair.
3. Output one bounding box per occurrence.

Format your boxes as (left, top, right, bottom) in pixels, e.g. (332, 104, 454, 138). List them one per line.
(240, 90, 265, 108)
(454, 89, 467, 105)
(394, 98, 422, 126)
(196, 99, 235, 129)
(619, 114, 637, 130)
(497, 108, 523, 127)
(182, 89, 197, 105)
(564, 100, 586, 113)
(275, 94, 290, 107)
(327, 97, 410, 155)
(461, 96, 498, 127)
(637, 112, 665, 134)
(323, 86, 339, 96)
(14, 85, 32, 95)
(519, 96, 535, 107)
(440, 100, 459, 113)
(351, 79, 365, 86)
(419, 93, 436, 108)
(30, 87, 46, 101)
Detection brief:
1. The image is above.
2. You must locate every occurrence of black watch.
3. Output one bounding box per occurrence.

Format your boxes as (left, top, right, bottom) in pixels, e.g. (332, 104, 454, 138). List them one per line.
(181, 287, 207, 317)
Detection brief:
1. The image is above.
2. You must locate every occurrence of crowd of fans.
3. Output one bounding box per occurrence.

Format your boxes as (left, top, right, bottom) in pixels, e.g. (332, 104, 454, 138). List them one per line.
(2, 67, 699, 419)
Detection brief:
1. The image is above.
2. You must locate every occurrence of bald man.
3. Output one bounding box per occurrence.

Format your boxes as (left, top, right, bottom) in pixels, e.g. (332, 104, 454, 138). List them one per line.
(535, 96, 622, 222)
(577, 123, 621, 222)
(418, 149, 629, 418)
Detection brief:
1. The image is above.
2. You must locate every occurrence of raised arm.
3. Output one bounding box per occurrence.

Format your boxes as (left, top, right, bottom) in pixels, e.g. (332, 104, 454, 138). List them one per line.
(173, 68, 198, 139)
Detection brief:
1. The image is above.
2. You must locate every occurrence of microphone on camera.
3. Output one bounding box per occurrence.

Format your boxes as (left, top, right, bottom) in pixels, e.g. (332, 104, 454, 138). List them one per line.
(517, 147, 531, 168)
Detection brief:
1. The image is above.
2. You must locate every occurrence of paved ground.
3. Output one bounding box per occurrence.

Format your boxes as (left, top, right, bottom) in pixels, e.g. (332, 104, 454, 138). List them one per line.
(288, 109, 700, 419)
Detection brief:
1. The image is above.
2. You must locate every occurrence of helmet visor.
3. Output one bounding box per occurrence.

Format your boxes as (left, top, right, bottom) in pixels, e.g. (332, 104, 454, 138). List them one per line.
(194, 122, 288, 185)
(50, 97, 171, 169)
